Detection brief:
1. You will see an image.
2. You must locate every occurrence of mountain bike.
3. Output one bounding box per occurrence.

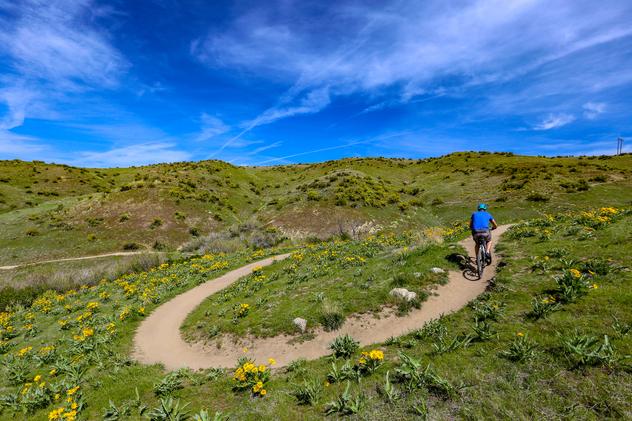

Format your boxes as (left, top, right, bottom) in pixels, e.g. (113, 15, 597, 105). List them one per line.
(475, 236, 487, 279)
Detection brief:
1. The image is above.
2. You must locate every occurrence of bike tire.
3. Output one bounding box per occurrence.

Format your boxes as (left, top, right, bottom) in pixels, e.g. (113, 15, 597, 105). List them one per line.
(477, 239, 486, 279)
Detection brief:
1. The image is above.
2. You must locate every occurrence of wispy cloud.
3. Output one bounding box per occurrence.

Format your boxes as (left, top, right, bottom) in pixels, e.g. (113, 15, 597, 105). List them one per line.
(583, 102, 607, 119)
(533, 113, 576, 130)
(196, 113, 229, 141)
(73, 142, 191, 168)
(0, 0, 128, 129)
(0, 129, 47, 155)
(193, 0, 632, 127)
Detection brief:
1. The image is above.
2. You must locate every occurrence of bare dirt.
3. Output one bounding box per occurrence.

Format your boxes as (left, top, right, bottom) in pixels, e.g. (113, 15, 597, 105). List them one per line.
(0, 251, 160, 271)
(132, 225, 511, 370)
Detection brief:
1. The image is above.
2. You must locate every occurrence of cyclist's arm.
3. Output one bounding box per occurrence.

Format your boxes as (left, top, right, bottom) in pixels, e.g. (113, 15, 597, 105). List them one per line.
(469, 215, 474, 230)
(490, 219, 498, 230)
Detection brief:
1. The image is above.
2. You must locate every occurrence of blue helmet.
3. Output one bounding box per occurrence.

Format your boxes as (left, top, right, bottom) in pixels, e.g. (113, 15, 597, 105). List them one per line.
(478, 203, 488, 211)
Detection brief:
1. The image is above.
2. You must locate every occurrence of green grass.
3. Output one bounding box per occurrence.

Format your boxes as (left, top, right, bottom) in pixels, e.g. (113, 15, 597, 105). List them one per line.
(182, 234, 460, 341)
(1, 153, 631, 271)
(0, 153, 631, 419)
(0, 207, 629, 419)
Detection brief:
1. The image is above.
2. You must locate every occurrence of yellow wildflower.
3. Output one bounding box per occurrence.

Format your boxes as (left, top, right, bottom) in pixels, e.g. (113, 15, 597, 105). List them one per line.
(66, 386, 80, 396)
(17, 346, 32, 357)
(48, 407, 65, 420)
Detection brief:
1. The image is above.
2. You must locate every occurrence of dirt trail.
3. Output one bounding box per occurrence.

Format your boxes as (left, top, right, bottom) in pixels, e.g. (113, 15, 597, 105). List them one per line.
(133, 225, 511, 370)
(0, 251, 160, 271)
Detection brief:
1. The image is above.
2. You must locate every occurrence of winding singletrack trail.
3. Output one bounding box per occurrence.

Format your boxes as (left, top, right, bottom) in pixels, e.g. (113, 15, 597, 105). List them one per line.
(133, 225, 511, 370)
(0, 251, 160, 271)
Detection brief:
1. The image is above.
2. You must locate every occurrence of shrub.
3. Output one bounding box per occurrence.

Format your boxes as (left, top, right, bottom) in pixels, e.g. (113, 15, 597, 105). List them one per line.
(500, 333, 537, 362)
(471, 300, 504, 321)
(560, 332, 622, 369)
(146, 397, 190, 421)
(319, 301, 345, 331)
(150, 218, 163, 229)
(472, 320, 496, 341)
(189, 227, 201, 237)
(0, 286, 47, 311)
(119, 213, 130, 222)
(291, 379, 322, 406)
(329, 334, 359, 359)
(325, 382, 364, 415)
(377, 371, 400, 403)
(526, 192, 549, 202)
(153, 372, 183, 397)
(122, 242, 142, 251)
(26, 228, 40, 236)
(527, 296, 560, 320)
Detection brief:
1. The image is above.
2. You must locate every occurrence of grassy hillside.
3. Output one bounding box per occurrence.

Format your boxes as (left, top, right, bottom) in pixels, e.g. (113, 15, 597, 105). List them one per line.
(1, 153, 630, 275)
(0, 206, 629, 420)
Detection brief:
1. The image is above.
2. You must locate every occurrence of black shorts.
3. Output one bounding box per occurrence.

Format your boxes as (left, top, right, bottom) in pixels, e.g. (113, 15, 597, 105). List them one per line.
(472, 230, 492, 242)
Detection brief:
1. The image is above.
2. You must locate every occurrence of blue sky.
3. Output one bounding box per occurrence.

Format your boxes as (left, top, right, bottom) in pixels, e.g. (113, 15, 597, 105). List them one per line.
(0, 0, 631, 167)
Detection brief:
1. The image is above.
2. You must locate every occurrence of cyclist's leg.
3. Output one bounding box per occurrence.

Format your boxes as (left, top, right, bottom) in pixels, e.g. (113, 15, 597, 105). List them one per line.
(472, 232, 479, 258)
(484, 231, 493, 263)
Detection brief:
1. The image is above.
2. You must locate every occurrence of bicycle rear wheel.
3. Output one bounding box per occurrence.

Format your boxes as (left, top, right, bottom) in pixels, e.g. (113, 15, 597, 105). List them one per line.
(477, 239, 486, 279)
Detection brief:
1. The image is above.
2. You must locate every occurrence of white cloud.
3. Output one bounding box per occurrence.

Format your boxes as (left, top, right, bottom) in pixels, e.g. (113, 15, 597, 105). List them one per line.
(583, 102, 606, 119)
(196, 114, 229, 141)
(533, 113, 576, 130)
(0, 129, 47, 155)
(192, 0, 632, 127)
(74, 143, 192, 168)
(249, 87, 331, 127)
(0, 0, 128, 129)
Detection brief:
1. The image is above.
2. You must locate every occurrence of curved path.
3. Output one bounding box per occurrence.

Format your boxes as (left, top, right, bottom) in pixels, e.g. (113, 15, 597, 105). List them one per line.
(133, 225, 511, 370)
(0, 251, 161, 271)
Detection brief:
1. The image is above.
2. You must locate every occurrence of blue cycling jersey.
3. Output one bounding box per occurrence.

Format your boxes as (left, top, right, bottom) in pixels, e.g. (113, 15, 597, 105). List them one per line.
(471, 211, 494, 231)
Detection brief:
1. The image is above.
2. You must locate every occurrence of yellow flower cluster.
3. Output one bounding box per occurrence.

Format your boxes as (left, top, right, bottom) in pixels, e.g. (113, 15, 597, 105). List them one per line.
(39, 345, 55, 355)
(357, 349, 385, 373)
(73, 327, 94, 342)
(359, 349, 384, 364)
(569, 269, 582, 279)
(32, 296, 53, 313)
(17, 346, 32, 357)
(233, 359, 272, 396)
(119, 307, 131, 321)
(541, 296, 556, 305)
(86, 301, 99, 311)
(251, 249, 265, 259)
(237, 303, 250, 317)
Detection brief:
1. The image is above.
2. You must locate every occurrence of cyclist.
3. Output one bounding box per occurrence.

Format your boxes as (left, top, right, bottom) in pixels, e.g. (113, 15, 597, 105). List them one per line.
(470, 203, 498, 264)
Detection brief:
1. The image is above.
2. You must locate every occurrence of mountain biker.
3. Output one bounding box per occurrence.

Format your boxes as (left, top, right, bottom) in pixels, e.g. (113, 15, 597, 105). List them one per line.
(470, 203, 498, 264)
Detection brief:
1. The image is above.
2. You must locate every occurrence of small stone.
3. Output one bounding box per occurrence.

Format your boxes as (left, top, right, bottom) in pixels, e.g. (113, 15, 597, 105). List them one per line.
(430, 267, 445, 274)
(293, 317, 307, 333)
(413, 272, 422, 278)
(390, 288, 417, 302)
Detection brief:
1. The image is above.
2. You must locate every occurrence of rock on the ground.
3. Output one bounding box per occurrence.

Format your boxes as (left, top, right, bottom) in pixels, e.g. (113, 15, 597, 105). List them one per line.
(430, 267, 445, 274)
(390, 288, 417, 302)
(293, 317, 307, 333)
